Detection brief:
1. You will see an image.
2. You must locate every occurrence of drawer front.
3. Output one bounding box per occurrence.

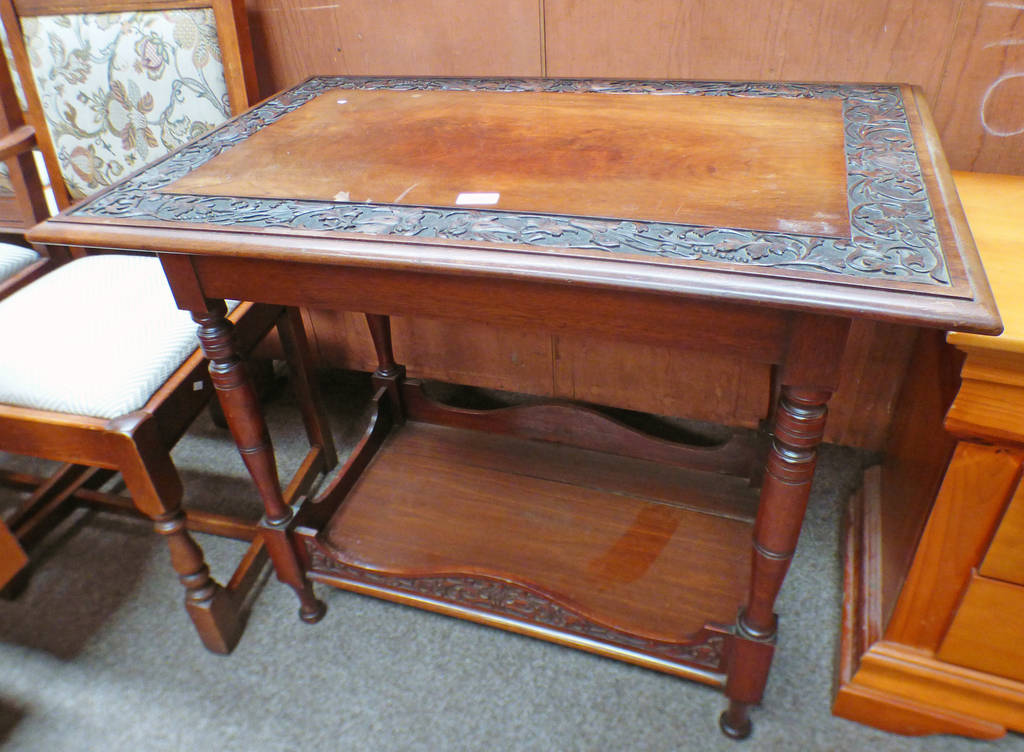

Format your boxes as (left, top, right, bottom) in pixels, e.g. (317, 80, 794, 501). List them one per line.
(981, 475, 1024, 586)
(938, 573, 1024, 682)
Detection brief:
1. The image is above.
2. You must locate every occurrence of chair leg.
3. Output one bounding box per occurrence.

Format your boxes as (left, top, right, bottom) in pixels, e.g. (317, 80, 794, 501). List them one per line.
(152, 509, 244, 654)
(4, 464, 112, 549)
(1, 464, 114, 596)
(0, 519, 29, 594)
(111, 412, 246, 654)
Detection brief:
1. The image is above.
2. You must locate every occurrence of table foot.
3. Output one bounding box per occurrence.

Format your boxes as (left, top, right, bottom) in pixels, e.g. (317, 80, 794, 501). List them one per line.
(299, 597, 327, 624)
(719, 701, 753, 740)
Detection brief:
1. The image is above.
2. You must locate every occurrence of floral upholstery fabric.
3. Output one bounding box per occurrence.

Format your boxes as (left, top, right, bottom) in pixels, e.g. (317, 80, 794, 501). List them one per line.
(21, 8, 230, 201)
(0, 154, 13, 198)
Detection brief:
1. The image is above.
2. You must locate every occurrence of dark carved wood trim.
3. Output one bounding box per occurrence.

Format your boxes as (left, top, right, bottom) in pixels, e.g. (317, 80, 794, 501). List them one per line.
(305, 541, 729, 671)
(69, 77, 947, 286)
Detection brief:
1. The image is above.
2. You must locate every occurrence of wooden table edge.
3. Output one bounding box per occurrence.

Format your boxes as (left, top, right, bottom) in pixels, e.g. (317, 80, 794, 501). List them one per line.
(27, 217, 1003, 335)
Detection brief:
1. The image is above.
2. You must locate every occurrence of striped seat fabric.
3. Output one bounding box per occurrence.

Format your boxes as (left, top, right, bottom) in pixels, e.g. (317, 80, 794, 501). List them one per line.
(0, 241, 38, 282)
(0, 254, 203, 418)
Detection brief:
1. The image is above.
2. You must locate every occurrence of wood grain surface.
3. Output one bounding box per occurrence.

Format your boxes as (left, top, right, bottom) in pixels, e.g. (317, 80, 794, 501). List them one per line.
(949, 172, 1024, 354)
(877, 330, 963, 626)
(299, 309, 902, 445)
(946, 377, 1024, 445)
(169, 88, 849, 234)
(884, 442, 1023, 650)
(979, 476, 1024, 585)
(837, 639, 1022, 737)
(323, 421, 756, 641)
(934, 1, 1024, 173)
(32, 79, 1001, 334)
(246, 0, 542, 89)
(945, 172, 1024, 445)
(938, 574, 1024, 682)
(544, 0, 955, 98)
(0, 520, 29, 586)
(834, 170, 1024, 737)
(237, 0, 1022, 174)
(824, 321, 918, 449)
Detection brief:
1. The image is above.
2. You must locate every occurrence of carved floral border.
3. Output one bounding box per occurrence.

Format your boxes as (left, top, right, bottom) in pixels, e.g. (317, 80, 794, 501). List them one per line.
(70, 77, 949, 285)
(307, 545, 727, 671)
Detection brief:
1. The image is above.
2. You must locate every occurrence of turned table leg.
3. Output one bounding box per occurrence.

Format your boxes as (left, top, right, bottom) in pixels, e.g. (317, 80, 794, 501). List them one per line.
(722, 315, 848, 739)
(193, 301, 326, 623)
(365, 313, 406, 421)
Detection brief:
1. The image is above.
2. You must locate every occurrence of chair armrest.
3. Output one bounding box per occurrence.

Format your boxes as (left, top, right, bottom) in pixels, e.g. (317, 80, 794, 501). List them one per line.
(0, 125, 36, 161)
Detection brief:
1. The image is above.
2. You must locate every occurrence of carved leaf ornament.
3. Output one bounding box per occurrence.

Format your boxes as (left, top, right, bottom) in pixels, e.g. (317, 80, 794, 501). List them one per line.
(73, 77, 949, 285)
(308, 546, 726, 670)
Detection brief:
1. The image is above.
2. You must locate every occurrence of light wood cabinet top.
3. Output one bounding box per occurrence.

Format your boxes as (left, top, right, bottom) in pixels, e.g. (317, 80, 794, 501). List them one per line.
(949, 171, 1024, 355)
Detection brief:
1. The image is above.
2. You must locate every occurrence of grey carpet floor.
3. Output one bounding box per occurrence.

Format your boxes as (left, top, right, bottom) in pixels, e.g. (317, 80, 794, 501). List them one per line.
(1, 372, 1022, 752)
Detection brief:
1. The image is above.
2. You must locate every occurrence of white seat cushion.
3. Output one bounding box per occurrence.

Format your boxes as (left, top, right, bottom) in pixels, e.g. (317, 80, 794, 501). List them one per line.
(0, 254, 207, 419)
(0, 242, 39, 283)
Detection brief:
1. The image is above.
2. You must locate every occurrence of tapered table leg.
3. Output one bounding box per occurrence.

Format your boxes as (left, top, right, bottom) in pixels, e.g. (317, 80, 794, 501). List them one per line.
(722, 314, 848, 739)
(192, 300, 325, 623)
(722, 386, 832, 737)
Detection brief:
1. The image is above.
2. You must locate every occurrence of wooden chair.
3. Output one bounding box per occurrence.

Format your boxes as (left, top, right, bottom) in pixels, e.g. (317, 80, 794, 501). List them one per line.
(0, 0, 337, 654)
(0, 0, 257, 211)
(0, 23, 58, 297)
(0, 22, 32, 232)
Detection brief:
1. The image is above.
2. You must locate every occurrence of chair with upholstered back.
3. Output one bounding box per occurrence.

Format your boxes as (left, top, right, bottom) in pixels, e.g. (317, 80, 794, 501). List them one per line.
(0, 22, 60, 297)
(0, 0, 336, 653)
(0, 0, 256, 210)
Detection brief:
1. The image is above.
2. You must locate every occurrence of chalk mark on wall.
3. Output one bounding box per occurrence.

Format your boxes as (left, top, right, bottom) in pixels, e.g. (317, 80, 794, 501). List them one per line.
(979, 2, 1024, 137)
(981, 72, 1024, 136)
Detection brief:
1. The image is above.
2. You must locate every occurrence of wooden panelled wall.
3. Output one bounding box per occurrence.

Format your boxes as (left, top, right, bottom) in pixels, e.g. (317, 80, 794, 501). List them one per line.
(246, 0, 1024, 174)
(242, 0, 1022, 449)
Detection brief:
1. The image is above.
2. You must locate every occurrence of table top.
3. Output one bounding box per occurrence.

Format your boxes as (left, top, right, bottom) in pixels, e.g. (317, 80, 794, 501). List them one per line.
(28, 76, 1001, 334)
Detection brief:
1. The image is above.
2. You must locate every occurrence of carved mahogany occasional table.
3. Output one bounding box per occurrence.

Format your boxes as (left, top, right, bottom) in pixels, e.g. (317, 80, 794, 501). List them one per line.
(28, 77, 1000, 738)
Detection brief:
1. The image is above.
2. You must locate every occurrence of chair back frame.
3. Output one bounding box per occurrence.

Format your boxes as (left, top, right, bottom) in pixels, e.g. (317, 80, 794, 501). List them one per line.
(0, 30, 64, 296)
(0, 0, 257, 210)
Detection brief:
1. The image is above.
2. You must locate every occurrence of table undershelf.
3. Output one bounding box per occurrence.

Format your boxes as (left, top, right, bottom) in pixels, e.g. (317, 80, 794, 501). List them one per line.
(298, 416, 758, 682)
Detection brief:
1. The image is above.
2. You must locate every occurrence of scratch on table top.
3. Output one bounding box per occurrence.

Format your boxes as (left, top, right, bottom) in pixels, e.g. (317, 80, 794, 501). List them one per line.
(393, 183, 420, 203)
(984, 39, 1024, 48)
